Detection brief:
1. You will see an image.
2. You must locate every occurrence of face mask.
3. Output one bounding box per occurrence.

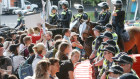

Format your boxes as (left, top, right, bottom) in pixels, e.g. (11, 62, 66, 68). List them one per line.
(108, 76, 117, 79)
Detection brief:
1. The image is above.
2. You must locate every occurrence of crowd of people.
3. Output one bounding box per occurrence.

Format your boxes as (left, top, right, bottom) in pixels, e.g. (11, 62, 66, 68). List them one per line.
(0, 0, 139, 79)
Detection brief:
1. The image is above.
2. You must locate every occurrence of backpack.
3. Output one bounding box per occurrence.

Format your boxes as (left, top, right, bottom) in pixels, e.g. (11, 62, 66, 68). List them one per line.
(18, 55, 35, 79)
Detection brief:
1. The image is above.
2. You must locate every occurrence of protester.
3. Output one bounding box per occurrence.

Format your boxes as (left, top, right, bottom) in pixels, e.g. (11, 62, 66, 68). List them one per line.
(55, 42, 71, 61)
(9, 44, 26, 77)
(49, 58, 60, 79)
(63, 29, 71, 43)
(19, 34, 26, 51)
(34, 60, 51, 79)
(56, 49, 81, 79)
(32, 43, 46, 72)
(0, 46, 12, 75)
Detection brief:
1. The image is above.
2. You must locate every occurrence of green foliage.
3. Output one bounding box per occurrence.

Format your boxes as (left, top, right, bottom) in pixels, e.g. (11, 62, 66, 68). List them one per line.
(87, 11, 95, 22)
(84, 0, 101, 6)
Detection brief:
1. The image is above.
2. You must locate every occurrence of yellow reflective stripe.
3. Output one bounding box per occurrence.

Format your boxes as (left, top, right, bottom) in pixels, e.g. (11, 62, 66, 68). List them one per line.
(115, 10, 119, 12)
(92, 38, 97, 50)
(112, 32, 118, 43)
(102, 12, 106, 15)
(50, 14, 56, 17)
(17, 17, 23, 21)
(76, 13, 82, 17)
(61, 11, 66, 15)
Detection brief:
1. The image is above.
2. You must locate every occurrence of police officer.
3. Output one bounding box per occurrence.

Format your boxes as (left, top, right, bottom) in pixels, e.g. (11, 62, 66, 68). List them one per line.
(114, 55, 139, 78)
(15, 12, 25, 30)
(49, 5, 58, 25)
(75, 4, 88, 20)
(89, 25, 103, 59)
(99, 46, 116, 79)
(59, 1, 72, 28)
(112, 0, 125, 51)
(106, 65, 124, 79)
(105, 24, 118, 43)
(98, 2, 111, 26)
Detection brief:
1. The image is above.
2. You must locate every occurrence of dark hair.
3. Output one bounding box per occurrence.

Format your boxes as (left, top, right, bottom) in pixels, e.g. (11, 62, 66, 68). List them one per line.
(34, 27, 40, 32)
(15, 36, 20, 44)
(19, 34, 26, 44)
(54, 34, 62, 41)
(9, 44, 19, 55)
(49, 58, 59, 65)
(28, 44, 34, 54)
(54, 40, 62, 49)
(57, 42, 70, 60)
(62, 29, 69, 34)
(3, 74, 18, 79)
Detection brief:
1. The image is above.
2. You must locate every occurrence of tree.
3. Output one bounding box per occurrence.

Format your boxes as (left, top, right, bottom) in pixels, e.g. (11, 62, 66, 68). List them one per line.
(84, 0, 101, 6)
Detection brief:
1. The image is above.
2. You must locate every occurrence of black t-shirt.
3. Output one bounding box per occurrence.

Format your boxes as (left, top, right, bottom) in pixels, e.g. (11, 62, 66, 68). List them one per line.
(56, 60, 74, 79)
(112, 10, 125, 27)
(0, 56, 12, 70)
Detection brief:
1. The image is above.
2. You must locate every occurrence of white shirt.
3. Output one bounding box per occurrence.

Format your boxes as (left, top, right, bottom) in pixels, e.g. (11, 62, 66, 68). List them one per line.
(12, 55, 26, 71)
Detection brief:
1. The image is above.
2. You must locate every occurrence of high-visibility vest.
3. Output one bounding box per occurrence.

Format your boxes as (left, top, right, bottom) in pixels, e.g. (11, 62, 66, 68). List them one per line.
(112, 32, 118, 43)
(50, 13, 56, 18)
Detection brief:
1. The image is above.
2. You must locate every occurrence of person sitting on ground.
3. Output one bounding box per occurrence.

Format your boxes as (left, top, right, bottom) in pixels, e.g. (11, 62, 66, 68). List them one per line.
(56, 49, 81, 79)
(19, 34, 26, 52)
(63, 29, 71, 43)
(32, 43, 47, 72)
(20, 36, 32, 57)
(3, 39, 12, 57)
(0, 46, 12, 76)
(34, 60, 51, 79)
(27, 44, 35, 64)
(9, 44, 26, 77)
(49, 58, 60, 79)
(54, 34, 62, 42)
(43, 31, 54, 51)
(27, 28, 43, 44)
(55, 42, 71, 61)
(34, 27, 40, 35)
(46, 40, 62, 58)
(70, 32, 83, 50)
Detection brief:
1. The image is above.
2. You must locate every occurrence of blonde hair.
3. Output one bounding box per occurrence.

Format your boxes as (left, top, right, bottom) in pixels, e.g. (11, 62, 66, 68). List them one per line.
(70, 49, 80, 58)
(35, 60, 50, 79)
(33, 43, 46, 55)
(28, 28, 34, 34)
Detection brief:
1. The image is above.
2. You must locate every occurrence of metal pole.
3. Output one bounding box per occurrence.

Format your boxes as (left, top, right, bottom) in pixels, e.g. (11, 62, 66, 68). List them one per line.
(70, 0, 71, 8)
(134, 0, 138, 20)
(0, 3, 2, 25)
